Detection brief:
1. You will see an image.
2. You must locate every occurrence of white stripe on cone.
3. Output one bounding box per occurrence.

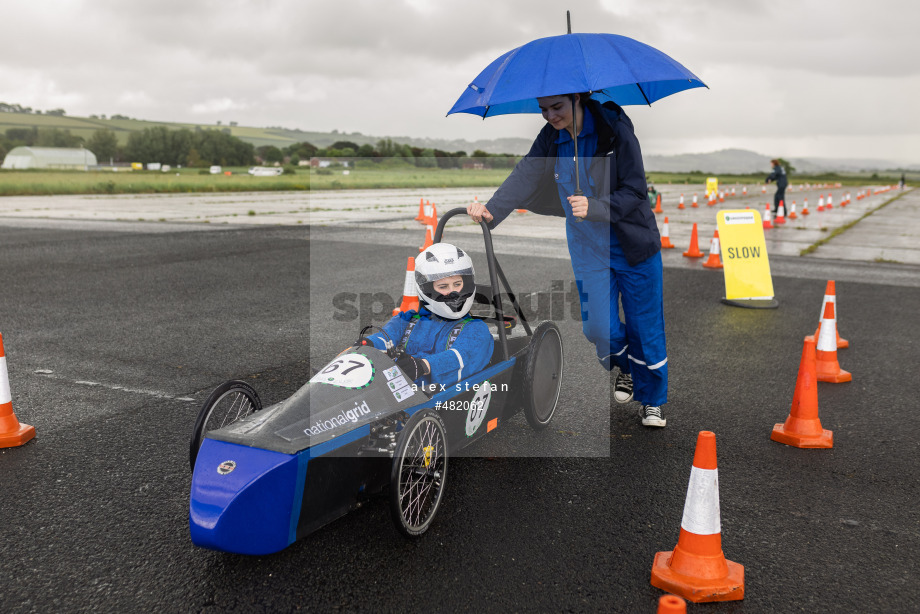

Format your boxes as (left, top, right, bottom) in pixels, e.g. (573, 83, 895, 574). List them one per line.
(402, 270, 415, 297)
(680, 466, 721, 535)
(817, 305, 838, 352)
(0, 356, 11, 405)
(710, 236, 720, 255)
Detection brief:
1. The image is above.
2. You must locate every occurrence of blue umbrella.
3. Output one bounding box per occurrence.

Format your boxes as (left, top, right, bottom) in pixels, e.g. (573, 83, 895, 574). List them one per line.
(447, 32, 706, 117)
(448, 15, 706, 199)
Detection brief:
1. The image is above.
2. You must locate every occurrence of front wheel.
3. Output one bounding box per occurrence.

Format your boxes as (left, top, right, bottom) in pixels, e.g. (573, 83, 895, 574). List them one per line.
(522, 321, 564, 430)
(189, 380, 262, 471)
(389, 409, 448, 537)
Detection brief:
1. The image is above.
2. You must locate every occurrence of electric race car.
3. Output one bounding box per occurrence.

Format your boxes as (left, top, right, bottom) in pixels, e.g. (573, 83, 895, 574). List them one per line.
(188, 208, 564, 555)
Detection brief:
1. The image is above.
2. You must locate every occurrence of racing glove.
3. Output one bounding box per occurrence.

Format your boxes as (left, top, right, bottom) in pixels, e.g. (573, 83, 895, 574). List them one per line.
(395, 353, 430, 381)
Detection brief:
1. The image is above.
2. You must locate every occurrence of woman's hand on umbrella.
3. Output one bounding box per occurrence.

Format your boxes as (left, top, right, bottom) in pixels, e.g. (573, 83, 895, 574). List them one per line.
(568, 195, 589, 219)
(467, 201, 494, 223)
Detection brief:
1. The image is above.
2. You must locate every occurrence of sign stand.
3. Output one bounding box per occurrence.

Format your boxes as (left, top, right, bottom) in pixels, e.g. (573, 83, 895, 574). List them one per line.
(716, 210, 779, 309)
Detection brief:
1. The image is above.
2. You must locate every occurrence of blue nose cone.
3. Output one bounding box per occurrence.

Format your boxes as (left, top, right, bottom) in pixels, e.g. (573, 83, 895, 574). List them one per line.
(190, 439, 301, 555)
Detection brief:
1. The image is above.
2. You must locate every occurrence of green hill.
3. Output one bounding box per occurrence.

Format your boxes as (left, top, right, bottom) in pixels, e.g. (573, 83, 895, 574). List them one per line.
(0, 111, 533, 154)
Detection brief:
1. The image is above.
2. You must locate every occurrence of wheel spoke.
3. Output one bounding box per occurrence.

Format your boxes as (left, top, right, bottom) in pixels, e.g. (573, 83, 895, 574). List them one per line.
(397, 417, 445, 531)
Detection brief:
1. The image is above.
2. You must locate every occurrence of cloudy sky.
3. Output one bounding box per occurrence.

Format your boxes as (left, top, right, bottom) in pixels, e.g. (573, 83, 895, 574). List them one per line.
(3, 0, 919, 162)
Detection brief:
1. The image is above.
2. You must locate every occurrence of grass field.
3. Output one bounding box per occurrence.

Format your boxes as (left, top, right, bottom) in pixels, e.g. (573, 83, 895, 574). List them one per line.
(0, 164, 907, 197)
(0, 168, 309, 196)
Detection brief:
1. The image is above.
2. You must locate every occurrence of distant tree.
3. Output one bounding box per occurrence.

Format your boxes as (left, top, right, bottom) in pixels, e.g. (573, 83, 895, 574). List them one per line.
(415, 148, 437, 168)
(88, 129, 119, 162)
(45, 108, 66, 116)
(471, 149, 489, 158)
(330, 140, 360, 152)
(775, 157, 796, 175)
(289, 154, 300, 166)
(257, 145, 283, 164)
(356, 143, 376, 158)
(294, 141, 318, 158)
(35, 128, 83, 147)
(376, 138, 396, 157)
(111, 114, 130, 120)
(6, 127, 37, 145)
(229, 121, 238, 127)
(187, 147, 204, 168)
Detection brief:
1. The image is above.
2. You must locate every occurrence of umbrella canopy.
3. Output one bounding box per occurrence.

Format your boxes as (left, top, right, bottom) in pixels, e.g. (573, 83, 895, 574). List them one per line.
(448, 32, 706, 117)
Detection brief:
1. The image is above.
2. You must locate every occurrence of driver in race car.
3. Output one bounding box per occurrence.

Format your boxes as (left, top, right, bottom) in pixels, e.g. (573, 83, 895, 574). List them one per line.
(357, 242, 494, 390)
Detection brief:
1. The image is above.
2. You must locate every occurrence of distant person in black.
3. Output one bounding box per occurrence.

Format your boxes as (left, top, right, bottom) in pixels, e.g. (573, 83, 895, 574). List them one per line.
(765, 159, 788, 216)
(900, 173, 906, 189)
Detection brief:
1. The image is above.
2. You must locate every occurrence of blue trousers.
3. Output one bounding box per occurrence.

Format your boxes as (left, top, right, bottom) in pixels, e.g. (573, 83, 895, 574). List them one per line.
(572, 246, 668, 407)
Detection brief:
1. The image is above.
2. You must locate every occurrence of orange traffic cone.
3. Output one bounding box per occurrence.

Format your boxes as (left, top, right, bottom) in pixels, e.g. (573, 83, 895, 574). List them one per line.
(775, 200, 786, 224)
(814, 301, 851, 383)
(428, 201, 439, 225)
(418, 226, 434, 252)
(702, 230, 723, 269)
(658, 595, 687, 614)
(0, 333, 36, 448)
(683, 224, 704, 258)
(661, 217, 675, 249)
(692, 194, 699, 208)
(771, 338, 833, 448)
(807, 281, 849, 348)
(742, 185, 747, 195)
(392, 257, 420, 315)
(654, 193, 663, 213)
(718, 191, 724, 203)
(650, 431, 744, 603)
(817, 195, 825, 212)
(789, 201, 798, 219)
(678, 194, 685, 210)
(802, 198, 810, 215)
(826, 194, 833, 209)
(414, 197, 425, 222)
(762, 204, 774, 229)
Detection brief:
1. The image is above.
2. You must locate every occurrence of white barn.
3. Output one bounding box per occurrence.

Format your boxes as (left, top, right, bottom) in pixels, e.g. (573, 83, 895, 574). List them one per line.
(1, 146, 98, 170)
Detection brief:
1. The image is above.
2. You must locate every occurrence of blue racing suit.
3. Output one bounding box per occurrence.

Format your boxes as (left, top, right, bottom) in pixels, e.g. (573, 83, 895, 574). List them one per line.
(367, 307, 494, 390)
(483, 99, 668, 407)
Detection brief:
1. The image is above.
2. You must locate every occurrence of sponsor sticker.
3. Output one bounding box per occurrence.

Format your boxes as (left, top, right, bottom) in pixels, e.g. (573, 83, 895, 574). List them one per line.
(217, 460, 236, 475)
(302, 400, 372, 437)
(387, 375, 409, 391)
(723, 211, 756, 225)
(393, 386, 415, 402)
(384, 366, 401, 381)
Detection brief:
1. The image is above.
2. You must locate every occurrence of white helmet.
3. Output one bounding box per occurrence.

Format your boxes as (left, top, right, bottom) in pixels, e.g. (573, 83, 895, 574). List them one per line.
(415, 243, 476, 319)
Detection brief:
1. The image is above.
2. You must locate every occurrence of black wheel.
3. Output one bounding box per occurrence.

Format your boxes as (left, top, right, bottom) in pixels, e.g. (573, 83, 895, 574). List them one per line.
(389, 409, 448, 537)
(189, 380, 262, 471)
(522, 321, 564, 430)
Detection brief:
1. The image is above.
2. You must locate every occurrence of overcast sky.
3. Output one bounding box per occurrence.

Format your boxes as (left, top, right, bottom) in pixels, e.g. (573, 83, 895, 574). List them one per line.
(3, 0, 919, 162)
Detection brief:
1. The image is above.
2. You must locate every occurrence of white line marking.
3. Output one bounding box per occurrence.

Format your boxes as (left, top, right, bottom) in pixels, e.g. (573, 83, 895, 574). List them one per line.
(37, 372, 195, 402)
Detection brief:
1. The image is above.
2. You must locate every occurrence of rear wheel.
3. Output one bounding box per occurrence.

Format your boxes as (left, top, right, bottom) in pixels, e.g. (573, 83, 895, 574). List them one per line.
(189, 380, 261, 471)
(389, 409, 448, 537)
(522, 321, 564, 430)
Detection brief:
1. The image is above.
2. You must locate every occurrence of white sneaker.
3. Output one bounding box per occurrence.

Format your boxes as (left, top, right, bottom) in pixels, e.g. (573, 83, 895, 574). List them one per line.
(614, 372, 634, 404)
(641, 405, 666, 427)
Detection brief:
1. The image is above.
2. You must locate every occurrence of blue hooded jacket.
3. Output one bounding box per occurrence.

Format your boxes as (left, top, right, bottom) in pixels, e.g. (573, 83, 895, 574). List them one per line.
(484, 99, 660, 266)
(367, 308, 494, 389)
